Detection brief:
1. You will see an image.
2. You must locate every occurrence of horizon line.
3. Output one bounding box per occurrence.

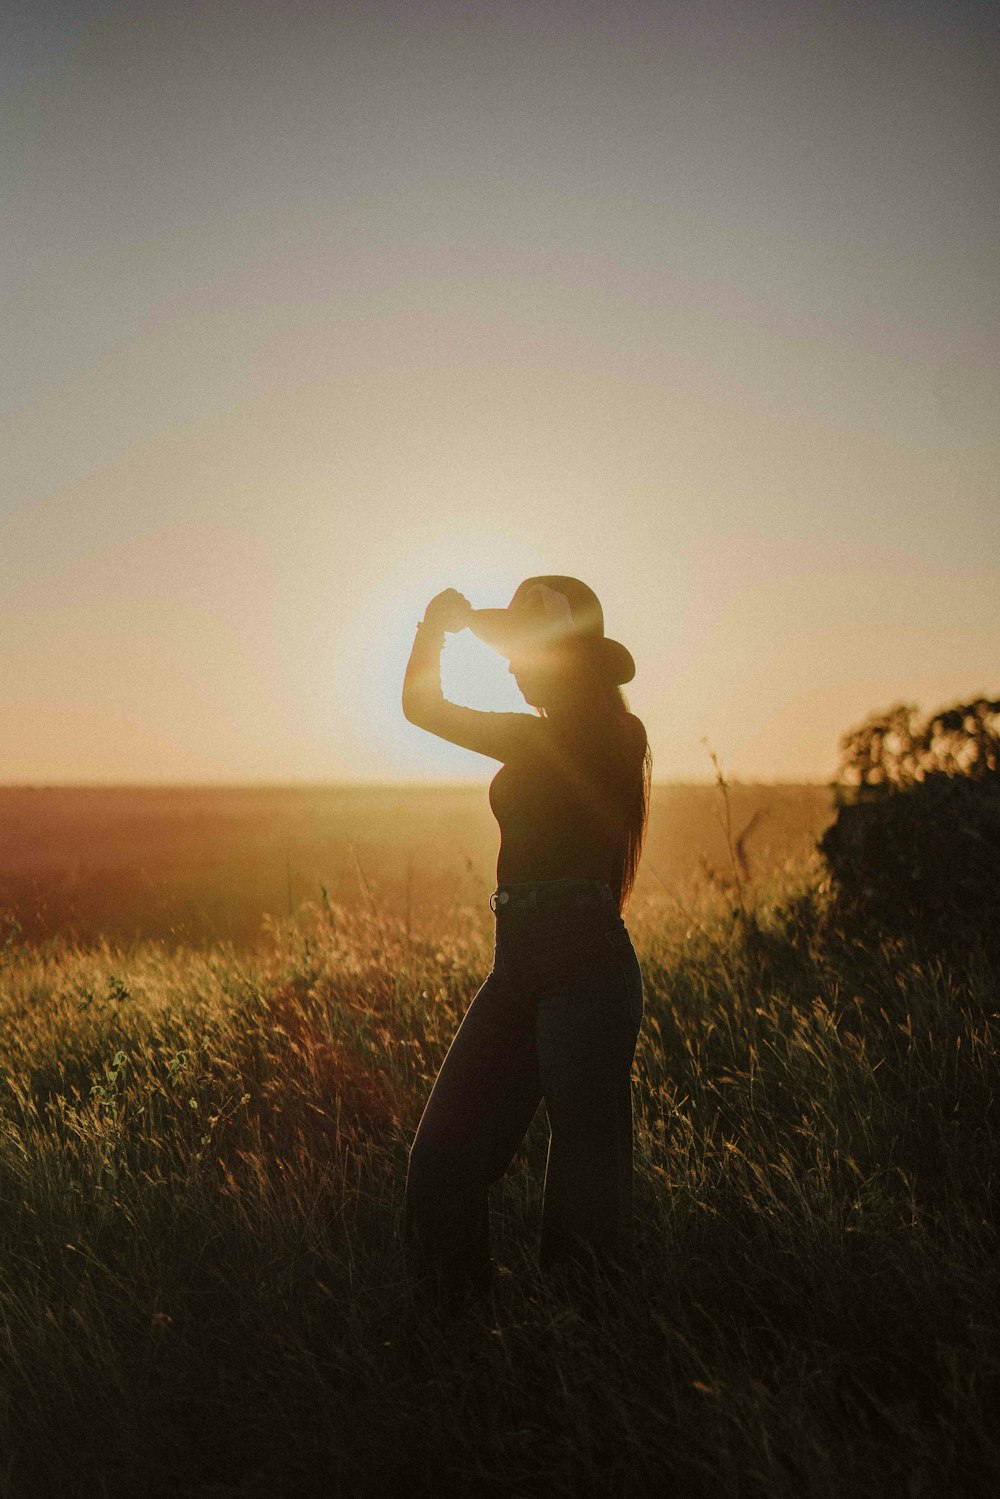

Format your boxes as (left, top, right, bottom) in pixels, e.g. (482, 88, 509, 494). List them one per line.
(0, 775, 833, 791)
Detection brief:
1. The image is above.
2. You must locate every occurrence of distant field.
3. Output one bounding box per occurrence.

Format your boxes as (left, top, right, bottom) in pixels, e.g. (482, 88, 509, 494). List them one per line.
(0, 782, 833, 946)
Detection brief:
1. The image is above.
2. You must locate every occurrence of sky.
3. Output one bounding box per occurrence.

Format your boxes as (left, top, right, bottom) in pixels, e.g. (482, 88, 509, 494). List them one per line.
(3, 0, 998, 784)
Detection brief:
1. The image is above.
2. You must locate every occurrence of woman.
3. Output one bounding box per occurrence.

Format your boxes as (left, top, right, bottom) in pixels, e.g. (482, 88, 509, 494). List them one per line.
(402, 575, 651, 1303)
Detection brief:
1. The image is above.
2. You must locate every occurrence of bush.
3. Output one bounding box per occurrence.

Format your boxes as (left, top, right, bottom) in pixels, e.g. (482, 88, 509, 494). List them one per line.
(832, 698, 1000, 791)
(820, 698, 1000, 966)
(820, 770, 1000, 963)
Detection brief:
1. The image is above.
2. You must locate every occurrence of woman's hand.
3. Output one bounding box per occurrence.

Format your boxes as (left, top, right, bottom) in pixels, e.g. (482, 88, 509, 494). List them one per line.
(422, 589, 473, 634)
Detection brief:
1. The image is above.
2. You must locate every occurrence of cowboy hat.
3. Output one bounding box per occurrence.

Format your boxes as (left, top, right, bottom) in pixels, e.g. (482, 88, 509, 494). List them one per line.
(468, 576, 635, 685)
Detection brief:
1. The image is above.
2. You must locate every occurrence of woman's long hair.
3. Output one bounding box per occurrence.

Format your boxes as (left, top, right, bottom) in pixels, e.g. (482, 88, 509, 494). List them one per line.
(614, 685, 652, 911)
(540, 645, 652, 912)
(597, 678, 652, 912)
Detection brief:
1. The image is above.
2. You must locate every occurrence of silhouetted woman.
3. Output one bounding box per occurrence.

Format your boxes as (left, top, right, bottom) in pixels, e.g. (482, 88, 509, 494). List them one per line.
(402, 576, 651, 1303)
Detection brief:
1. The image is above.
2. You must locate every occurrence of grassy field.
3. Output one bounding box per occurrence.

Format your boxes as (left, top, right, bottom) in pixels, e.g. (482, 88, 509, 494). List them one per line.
(1, 797, 997, 1497)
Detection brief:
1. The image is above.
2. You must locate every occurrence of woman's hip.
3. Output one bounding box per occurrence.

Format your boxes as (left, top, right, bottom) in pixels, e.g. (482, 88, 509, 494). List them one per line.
(491, 880, 641, 1015)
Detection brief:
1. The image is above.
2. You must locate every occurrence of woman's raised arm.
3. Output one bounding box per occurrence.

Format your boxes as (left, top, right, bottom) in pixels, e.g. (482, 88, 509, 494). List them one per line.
(401, 590, 540, 763)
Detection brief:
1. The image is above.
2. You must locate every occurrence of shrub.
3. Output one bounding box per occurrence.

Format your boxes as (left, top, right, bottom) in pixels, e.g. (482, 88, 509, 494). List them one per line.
(820, 698, 1000, 966)
(833, 698, 1000, 791)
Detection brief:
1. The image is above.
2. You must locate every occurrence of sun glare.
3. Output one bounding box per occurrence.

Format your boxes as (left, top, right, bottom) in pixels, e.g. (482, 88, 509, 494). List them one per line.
(441, 630, 526, 714)
(333, 533, 546, 777)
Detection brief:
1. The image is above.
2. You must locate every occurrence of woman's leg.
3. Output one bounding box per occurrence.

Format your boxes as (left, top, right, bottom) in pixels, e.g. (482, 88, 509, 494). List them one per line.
(535, 927, 643, 1275)
(405, 959, 542, 1304)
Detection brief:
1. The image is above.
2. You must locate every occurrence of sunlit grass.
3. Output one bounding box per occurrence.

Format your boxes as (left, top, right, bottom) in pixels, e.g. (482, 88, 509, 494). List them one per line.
(1, 872, 997, 1497)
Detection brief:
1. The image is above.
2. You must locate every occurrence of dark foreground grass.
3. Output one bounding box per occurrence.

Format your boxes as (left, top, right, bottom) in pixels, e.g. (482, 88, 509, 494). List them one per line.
(1, 869, 997, 1498)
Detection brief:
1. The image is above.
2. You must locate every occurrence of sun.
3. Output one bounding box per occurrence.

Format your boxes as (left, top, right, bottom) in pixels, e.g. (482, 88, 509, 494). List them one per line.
(440, 627, 526, 712)
(332, 532, 548, 778)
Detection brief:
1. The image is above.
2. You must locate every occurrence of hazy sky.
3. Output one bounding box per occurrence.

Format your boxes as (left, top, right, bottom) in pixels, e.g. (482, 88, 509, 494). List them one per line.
(4, 0, 998, 783)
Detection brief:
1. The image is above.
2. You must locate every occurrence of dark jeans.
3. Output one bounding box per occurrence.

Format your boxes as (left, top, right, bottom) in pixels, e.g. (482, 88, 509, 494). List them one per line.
(405, 878, 644, 1302)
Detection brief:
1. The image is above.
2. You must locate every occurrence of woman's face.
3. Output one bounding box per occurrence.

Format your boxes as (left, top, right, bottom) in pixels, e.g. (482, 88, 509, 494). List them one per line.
(508, 646, 572, 708)
(508, 650, 554, 708)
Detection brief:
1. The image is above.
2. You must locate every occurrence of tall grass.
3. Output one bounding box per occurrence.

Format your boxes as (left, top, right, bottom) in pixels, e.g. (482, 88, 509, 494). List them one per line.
(0, 869, 996, 1497)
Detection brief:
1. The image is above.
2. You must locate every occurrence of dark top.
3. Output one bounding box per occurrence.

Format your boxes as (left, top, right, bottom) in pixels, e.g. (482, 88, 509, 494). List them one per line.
(402, 621, 645, 902)
(488, 714, 644, 893)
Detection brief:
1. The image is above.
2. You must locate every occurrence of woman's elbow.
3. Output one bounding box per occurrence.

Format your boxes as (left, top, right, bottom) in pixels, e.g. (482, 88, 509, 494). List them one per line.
(402, 690, 430, 729)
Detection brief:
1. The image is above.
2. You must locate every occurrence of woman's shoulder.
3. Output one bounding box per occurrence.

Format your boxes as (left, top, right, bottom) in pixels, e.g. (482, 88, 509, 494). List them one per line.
(546, 708, 646, 761)
(576, 710, 647, 768)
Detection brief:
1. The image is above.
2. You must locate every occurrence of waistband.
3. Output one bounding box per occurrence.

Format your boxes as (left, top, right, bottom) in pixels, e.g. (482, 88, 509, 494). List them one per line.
(490, 878, 616, 914)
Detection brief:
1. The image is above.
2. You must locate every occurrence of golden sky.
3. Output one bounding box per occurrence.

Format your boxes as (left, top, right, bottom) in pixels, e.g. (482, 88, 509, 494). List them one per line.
(4, 1, 998, 783)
